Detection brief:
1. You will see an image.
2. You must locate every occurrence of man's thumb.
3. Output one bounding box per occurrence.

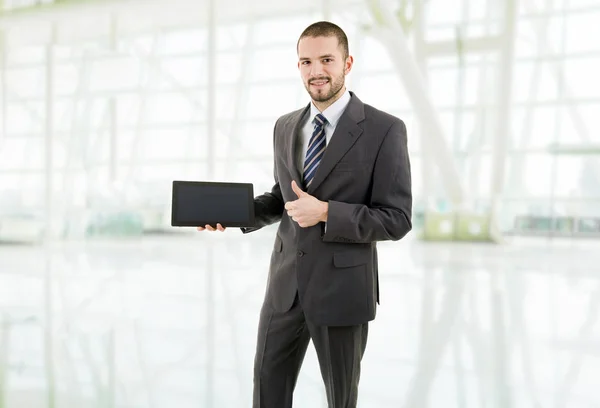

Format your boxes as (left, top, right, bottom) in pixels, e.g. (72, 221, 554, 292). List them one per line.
(292, 180, 306, 197)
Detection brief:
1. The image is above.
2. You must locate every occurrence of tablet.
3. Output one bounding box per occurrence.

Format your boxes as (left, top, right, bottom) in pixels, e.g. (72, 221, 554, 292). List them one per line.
(171, 180, 255, 228)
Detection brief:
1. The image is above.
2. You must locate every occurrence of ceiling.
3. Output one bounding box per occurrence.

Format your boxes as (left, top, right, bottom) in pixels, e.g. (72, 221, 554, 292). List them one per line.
(0, 0, 367, 46)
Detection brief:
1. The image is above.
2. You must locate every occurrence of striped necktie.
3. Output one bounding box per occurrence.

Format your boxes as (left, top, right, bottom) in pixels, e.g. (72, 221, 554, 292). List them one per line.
(303, 113, 327, 188)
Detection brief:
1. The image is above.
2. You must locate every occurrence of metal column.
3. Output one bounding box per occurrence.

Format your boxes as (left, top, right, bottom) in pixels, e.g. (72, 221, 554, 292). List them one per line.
(44, 25, 57, 240)
(43, 23, 57, 408)
(411, 0, 435, 210)
(109, 14, 118, 184)
(0, 29, 6, 147)
(489, 0, 518, 218)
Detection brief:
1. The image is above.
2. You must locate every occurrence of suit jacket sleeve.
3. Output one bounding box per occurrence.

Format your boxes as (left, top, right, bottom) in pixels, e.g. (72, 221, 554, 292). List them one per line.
(322, 119, 412, 243)
(240, 120, 285, 234)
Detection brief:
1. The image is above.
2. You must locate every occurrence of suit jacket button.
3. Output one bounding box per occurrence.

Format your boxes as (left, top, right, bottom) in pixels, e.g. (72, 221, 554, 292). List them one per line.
(297, 251, 304, 257)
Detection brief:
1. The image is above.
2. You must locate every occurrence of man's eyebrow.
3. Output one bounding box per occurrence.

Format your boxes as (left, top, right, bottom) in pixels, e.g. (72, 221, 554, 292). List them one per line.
(299, 54, 336, 60)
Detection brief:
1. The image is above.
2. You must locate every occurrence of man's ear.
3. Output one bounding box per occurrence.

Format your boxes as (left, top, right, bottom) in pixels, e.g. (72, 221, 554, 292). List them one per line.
(345, 55, 354, 74)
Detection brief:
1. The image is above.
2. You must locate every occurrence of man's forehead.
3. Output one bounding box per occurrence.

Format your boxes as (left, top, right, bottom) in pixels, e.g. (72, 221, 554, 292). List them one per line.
(298, 36, 343, 58)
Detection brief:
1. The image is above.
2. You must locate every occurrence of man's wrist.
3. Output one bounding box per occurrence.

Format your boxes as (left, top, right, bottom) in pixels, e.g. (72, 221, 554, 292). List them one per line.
(320, 201, 329, 222)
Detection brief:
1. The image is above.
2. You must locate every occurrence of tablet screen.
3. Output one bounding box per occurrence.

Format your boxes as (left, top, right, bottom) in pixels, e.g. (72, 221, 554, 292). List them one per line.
(171, 181, 255, 227)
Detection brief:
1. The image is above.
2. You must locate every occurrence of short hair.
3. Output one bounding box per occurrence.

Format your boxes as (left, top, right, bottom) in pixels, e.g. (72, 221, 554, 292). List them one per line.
(297, 21, 349, 59)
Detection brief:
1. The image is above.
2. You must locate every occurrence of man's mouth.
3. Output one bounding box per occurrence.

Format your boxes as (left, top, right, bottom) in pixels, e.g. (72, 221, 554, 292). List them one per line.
(310, 79, 329, 87)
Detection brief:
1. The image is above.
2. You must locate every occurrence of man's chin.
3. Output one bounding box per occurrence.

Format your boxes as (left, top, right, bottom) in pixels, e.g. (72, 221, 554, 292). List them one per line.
(310, 89, 333, 102)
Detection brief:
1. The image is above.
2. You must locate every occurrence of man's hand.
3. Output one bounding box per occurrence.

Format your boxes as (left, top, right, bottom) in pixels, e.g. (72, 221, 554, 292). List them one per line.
(197, 223, 226, 232)
(284, 180, 328, 228)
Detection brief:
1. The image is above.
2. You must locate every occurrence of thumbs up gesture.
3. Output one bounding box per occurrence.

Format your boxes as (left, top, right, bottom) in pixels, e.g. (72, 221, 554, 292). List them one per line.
(284, 180, 329, 228)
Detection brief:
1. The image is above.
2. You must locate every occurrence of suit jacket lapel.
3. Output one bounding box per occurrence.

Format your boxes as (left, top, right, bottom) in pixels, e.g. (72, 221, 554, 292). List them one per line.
(284, 105, 310, 185)
(307, 93, 365, 194)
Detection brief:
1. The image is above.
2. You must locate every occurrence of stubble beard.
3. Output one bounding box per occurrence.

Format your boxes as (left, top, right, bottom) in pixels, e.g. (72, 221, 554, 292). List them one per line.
(305, 71, 345, 104)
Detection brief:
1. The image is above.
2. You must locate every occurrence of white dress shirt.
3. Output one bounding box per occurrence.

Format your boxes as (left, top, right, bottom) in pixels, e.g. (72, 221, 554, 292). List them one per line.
(296, 88, 352, 174)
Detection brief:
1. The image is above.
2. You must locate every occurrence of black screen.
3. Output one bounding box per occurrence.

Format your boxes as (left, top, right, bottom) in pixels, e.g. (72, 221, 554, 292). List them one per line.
(174, 183, 252, 225)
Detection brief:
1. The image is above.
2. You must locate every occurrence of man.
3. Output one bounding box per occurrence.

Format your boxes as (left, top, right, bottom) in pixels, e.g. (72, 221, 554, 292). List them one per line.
(198, 21, 412, 408)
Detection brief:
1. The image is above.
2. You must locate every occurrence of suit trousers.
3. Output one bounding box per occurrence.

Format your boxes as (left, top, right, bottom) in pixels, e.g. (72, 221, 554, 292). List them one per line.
(253, 293, 369, 408)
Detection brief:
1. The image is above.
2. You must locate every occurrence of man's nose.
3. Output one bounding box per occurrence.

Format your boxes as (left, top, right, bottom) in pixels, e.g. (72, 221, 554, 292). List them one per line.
(310, 62, 324, 77)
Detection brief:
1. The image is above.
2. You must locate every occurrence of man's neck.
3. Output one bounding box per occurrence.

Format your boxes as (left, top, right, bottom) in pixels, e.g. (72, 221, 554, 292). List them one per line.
(313, 86, 346, 112)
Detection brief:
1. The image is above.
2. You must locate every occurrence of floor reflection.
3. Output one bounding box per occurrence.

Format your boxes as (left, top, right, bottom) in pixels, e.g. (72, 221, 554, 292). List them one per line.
(0, 230, 599, 407)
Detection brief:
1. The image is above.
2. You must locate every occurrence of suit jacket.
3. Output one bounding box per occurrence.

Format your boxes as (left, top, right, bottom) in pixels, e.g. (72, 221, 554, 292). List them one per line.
(242, 92, 412, 327)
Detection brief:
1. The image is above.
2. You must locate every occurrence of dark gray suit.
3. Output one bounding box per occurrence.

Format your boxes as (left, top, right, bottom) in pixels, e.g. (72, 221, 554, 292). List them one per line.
(243, 92, 412, 407)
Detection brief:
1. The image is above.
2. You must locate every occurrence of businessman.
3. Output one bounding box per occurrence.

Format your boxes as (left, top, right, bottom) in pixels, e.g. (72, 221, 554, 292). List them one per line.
(198, 21, 412, 408)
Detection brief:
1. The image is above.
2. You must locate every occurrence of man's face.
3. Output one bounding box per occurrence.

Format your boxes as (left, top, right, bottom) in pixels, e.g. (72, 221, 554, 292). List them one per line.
(297, 35, 352, 104)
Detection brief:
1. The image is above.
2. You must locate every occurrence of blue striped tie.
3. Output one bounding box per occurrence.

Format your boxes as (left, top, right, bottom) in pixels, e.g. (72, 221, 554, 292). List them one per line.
(303, 113, 327, 188)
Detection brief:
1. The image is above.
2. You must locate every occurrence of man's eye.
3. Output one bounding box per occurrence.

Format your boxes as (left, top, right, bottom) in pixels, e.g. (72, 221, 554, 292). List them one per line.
(302, 61, 310, 65)
(323, 59, 332, 63)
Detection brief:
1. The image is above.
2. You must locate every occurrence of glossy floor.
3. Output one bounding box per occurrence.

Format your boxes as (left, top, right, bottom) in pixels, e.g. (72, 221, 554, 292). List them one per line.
(0, 228, 598, 408)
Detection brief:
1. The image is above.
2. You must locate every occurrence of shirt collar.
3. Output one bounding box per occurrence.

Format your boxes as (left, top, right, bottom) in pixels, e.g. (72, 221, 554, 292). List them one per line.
(309, 88, 351, 127)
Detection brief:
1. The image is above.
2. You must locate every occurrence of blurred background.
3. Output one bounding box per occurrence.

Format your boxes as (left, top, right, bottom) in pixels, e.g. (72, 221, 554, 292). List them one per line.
(0, 0, 599, 407)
